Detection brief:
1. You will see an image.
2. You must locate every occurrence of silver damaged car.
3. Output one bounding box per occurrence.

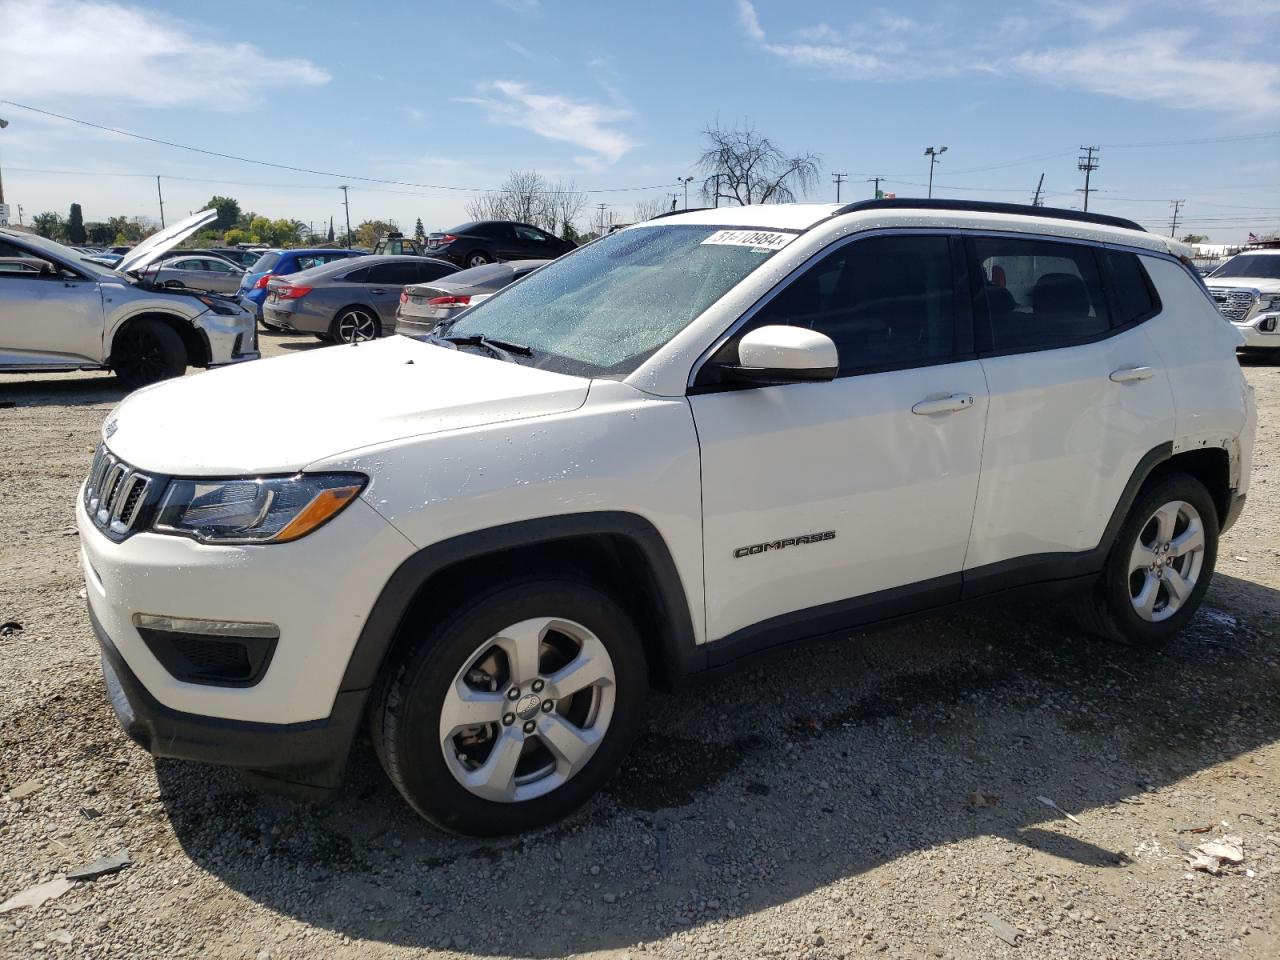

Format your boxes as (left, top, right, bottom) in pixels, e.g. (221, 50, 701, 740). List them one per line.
(0, 210, 259, 389)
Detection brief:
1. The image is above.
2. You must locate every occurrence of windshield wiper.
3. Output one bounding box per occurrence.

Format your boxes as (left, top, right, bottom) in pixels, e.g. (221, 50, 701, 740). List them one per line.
(439, 333, 533, 358)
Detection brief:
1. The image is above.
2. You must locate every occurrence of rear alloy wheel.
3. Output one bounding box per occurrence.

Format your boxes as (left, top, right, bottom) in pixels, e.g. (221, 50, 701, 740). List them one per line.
(112, 318, 187, 389)
(331, 307, 380, 343)
(466, 251, 492, 269)
(372, 578, 646, 835)
(1083, 473, 1219, 645)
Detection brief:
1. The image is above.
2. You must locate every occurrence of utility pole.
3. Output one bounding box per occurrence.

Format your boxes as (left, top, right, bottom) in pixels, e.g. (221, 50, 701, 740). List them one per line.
(866, 176, 885, 199)
(831, 172, 847, 202)
(155, 176, 165, 228)
(924, 146, 947, 198)
(1031, 173, 1044, 207)
(677, 175, 694, 209)
(1169, 199, 1185, 238)
(0, 116, 9, 222)
(17, 204, 23, 226)
(595, 202, 608, 235)
(1077, 146, 1099, 212)
(340, 185, 351, 248)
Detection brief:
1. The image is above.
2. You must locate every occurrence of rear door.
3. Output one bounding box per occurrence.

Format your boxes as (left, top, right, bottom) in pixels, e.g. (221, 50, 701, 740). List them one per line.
(195, 257, 243, 293)
(511, 224, 559, 259)
(692, 233, 989, 647)
(962, 234, 1173, 592)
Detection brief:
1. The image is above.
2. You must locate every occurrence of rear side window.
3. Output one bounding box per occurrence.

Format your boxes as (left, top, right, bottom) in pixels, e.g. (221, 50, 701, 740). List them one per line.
(250, 252, 280, 272)
(365, 261, 422, 285)
(340, 265, 370, 283)
(414, 262, 455, 283)
(751, 234, 959, 375)
(1101, 250, 1159, 327)
(971, 237, 1110, 353)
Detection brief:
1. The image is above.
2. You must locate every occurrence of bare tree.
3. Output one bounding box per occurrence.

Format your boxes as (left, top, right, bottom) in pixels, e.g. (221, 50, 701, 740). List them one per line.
(697, 121, 820, 206)
(466, 171, 584, 236)
(546, 179, 587, 238)
(632, 195, 674, 222)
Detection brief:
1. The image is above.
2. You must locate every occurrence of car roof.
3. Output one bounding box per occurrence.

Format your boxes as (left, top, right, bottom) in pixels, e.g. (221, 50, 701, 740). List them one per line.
(646, 199, 1166, 252)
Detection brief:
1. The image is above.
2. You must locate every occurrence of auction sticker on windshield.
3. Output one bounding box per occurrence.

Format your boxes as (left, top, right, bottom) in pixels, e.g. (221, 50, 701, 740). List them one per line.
(700, 230, 796, 250)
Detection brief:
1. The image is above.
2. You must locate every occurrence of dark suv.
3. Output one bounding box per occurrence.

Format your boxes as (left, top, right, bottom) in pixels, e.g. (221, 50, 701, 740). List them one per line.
(425, 220, 575, 268)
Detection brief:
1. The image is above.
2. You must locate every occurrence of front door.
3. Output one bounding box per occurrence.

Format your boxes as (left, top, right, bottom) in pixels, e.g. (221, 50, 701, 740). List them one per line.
(691, 233, 988, 646)
(0, 267, 105, 366)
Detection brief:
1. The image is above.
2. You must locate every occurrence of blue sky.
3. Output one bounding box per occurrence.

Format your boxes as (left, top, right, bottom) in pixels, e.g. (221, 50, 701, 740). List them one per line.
(1, 0, 1278, 241)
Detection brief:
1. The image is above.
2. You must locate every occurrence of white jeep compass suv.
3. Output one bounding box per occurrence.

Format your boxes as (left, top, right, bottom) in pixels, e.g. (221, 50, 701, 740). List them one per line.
(79, 199, 1255, 836)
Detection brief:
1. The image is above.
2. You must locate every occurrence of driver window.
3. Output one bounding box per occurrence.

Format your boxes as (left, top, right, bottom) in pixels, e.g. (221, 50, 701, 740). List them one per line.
(747, 234, 959, 376)
(514, 225, 546, 242)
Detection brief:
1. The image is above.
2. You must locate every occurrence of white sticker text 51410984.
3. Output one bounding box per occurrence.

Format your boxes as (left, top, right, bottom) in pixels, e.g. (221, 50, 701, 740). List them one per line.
(699, 230, 796, 251)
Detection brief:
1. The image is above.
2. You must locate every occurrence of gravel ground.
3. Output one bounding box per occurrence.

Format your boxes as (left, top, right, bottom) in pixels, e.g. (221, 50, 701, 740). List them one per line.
(2, 334, 1278, 960)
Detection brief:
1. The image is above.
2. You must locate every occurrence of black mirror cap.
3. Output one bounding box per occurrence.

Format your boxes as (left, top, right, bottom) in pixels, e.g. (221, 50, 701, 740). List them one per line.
(694, 361, 838, 392)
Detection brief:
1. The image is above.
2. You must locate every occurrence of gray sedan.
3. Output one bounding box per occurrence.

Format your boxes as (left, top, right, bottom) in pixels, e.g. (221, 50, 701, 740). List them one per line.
(263, 255, 458, 343)
(393, 259, 548, 337)
(140, 255, 245, 294)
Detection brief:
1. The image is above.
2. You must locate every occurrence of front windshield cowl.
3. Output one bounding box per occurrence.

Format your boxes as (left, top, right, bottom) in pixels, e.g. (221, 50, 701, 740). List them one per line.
(441, 224, 791, 378)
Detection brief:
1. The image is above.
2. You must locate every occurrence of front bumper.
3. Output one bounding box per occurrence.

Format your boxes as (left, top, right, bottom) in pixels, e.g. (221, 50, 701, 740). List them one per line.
(195, 304, 259, 366)
(1237, 315, 1280, 349)
(91, 602, 364, 791)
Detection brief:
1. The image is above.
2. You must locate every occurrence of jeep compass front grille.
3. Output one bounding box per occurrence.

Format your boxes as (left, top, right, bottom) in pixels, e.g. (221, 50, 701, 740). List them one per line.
(83, 445, 160, 540)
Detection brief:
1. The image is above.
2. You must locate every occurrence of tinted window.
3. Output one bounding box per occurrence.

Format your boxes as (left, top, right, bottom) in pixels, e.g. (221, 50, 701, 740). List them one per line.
(414, 262, 455, 283)
(203, 259, 236, 273)
(972, 237, 1109, 353)
(751, 235, 957, 374)
(1209, 254, 1280, 280)
(1102, 251, 1158, 326)
(340, 265, 370, 283)
(365, 261, 423, 285)
(251, 252, 281, 272)
(514, 225, 547, 242)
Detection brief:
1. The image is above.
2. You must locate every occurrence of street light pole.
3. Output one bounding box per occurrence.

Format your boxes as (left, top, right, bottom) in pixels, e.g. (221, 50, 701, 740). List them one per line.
(924, 146, 947, 198)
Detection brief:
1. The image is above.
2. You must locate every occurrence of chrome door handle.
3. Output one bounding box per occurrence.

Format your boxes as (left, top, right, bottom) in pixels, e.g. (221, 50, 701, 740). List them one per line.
(1109, 366, 1154, 383)
(911, 393, 975, 415)
(369, 288, 387, 294)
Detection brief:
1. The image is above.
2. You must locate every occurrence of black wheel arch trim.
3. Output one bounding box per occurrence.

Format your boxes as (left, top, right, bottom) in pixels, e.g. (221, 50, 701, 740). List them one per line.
(337, 511, 703, 696)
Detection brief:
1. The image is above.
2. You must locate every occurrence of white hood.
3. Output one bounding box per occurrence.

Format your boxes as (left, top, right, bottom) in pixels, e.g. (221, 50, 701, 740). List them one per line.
(103, 337, 591, 475)
(117, 209, 218, 274)
(1205, 276, 1280, 293)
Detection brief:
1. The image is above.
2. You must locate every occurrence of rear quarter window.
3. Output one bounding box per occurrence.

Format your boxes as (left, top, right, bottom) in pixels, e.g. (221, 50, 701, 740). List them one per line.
(250, 252, 280, 272)
(1102, 250, 1160, 326)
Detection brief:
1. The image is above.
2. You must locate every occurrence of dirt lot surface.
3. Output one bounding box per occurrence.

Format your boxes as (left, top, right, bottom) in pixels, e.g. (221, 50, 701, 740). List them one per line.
(2, 334, 1278, 960)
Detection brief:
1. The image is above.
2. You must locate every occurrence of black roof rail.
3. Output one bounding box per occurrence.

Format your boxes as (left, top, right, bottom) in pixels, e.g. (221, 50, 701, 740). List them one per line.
(831, 198, 1145, 233)
(647, 206, 711, 221)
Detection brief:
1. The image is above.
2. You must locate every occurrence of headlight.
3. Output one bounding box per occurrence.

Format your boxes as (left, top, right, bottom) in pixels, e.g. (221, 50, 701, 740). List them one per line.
(1258, 295, 1280, 313)
(154, 473, 366, 544)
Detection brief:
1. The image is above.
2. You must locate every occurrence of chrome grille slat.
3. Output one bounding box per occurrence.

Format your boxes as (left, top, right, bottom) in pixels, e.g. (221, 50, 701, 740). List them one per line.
(83, 444, 157, 540)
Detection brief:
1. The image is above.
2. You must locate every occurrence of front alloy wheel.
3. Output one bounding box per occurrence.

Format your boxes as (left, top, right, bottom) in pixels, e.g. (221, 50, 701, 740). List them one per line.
(440, 617, 616, 803)
(372, 578, 645, 835)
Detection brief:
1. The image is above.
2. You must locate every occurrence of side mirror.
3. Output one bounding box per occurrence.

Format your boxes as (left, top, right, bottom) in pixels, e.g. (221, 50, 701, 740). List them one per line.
(713, 325, 838, 386)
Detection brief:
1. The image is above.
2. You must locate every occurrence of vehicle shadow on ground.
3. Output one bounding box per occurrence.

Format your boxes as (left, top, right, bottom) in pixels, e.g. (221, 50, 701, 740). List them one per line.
(0, 374, 126, 409)
(157, 573, 1280, 956)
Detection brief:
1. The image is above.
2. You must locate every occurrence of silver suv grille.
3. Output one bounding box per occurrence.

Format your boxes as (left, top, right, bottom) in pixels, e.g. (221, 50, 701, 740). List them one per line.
(1209, 287, 1257, 323)
(83, 445, 157, 539)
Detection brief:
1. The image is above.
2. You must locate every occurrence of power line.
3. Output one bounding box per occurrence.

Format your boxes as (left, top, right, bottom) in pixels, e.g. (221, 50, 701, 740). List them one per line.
(0, 99, 672, 196)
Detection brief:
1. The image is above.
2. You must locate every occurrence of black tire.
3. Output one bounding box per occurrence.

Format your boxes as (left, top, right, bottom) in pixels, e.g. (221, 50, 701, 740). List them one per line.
(329, 306, 381, 343)
(465, 251, 492, 269)
(370, 577, 647, 836)
(111, 318, 187, 389)
(1080, 472, 1219, 646)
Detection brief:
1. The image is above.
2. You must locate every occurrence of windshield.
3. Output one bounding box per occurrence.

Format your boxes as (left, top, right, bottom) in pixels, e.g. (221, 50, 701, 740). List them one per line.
(1209, 254, 1280, 281)
(442, 224, 788, 376)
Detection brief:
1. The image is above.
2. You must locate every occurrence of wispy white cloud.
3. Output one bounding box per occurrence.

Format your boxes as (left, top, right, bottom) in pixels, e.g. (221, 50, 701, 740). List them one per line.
(461, 81, 636, 167)
(0, 0, 328, 110)
(1013, 29, 1280, 114)
(735, 0, 1280, 115)
(736, 0, 765, 42)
